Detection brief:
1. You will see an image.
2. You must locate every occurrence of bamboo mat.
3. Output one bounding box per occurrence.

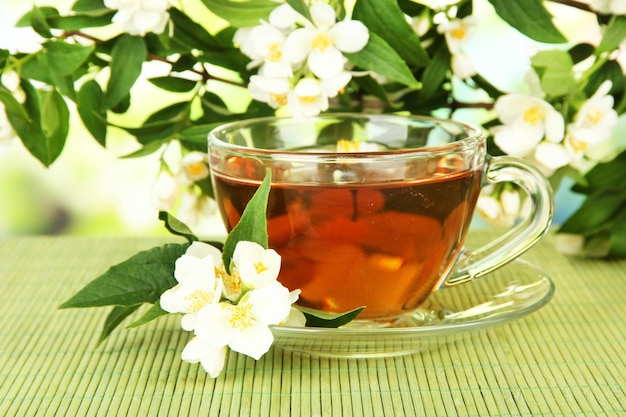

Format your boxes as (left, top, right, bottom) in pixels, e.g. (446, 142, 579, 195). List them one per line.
(0, 232, 625, 416)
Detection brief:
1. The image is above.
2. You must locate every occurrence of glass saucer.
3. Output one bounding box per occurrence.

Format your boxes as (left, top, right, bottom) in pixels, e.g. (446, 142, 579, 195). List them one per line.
(270, 258, 554, 358)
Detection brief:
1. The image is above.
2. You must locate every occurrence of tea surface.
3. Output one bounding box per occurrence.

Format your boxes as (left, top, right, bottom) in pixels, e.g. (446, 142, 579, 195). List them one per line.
(213, 170, 482, 319)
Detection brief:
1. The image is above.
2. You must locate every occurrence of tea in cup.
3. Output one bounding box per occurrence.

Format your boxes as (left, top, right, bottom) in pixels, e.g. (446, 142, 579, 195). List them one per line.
(208, 114, 553, 322)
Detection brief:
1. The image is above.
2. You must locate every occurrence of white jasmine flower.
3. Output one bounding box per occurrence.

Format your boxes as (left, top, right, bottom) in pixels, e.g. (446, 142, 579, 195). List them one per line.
(177, 151, 210, 185)
(555, 233, 585, 256)
(269, 2, 302, 29)
(476, 195, 502, 221)
(236, 22, 294, 78)
(564, 81, 618, 162)
(151, 169, 179, 211)
(231, 241, 281, 289)
(248, 75, 290, 109)
(533, 142, 571, 175)
(492, 94, 565, 157)
(282, 290, 306, 327)
(160, 241, 225, 330)
(194, 282, 293, 360)
(0, 103, 18, 144)
(176, 189, 215, 229)
(181, 336, 228, 378)
(437, 17, 478, 79)
(288, 77, 329, 118)
(477, 186, 531, 228)
(104, 0, 170, 36)
(500, 188, 521, 217)
(1, 70, 25, 104)
(450, 51, 476, 79)
(589, 0, 626, 14)
(283, 2, 369, 79)
(437, 16, 477, 54)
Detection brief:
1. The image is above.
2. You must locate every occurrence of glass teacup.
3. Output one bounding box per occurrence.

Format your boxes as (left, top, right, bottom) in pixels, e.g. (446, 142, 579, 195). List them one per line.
(208, 114, 553, 323)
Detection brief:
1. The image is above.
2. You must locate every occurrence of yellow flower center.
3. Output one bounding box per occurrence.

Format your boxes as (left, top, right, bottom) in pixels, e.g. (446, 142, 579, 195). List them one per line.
(270, 93, 287, 106)
(586, 108, 603, 125)
(266, 42, 283, 62)
(337, 139, 358, 152)
(187, 161, 206, 177)
(254, 261, 268, 274)
(450, 26, 467, 40)
(186, 289, 212, 313)
(223, 270, 242, 294)
(569, 137, 588, 153)
(523, 106, 544, 126)
(312, 33, 332, 52)
(298, 95, 318, 104)
(229, 303, 256, 331)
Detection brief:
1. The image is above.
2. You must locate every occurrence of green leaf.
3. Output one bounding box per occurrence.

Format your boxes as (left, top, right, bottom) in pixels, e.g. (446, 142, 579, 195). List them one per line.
(487, 0, 567, 43)
(573, 150, 626, 193)
(159, 211, 199, 243)
(105, 35, 146, 109)
(148, 76, 198, 93)
(597, 16, 626, 55)
(558, 189, 626, 235)
(49, 71, 77, 101)
(353, 0, 429, 67)
(29, 6, 53, 38)
(127, 302, 169, 329)
(6, 81, 48, 165)
(77, 80, 107, 146)
(72, 0, 107, 13)
(0, 87, 30, 120)
(344, 33, 418, 88)
(43, 40, 95, 76)
(15, 6, 58, 27)
(100, 304, 142, 344)
(222, 171, 272, 271)
(199, 0, 276, 27)
(297, 306, 365, 328)
(608, 209, 626, 258)
(8, 81, 69, 167)
(47, 12, 116, 30)
(39, 88, 70, 163)
(179, 123, 222, 150)
(117, 102, 189, 144)
(59, 243, 189, 308)
(418, 44, 450, 104)
(531, 50, 576, 98)
(168, 7, 222, 51)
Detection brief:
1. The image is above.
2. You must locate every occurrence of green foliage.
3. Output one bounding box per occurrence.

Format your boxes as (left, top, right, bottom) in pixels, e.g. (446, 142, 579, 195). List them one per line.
(559, 150, 626, 258)
(353, 0, 429, 67)
(486, 0, 566, 43)
(222, 171, 272, 270)
(531, 50, 576, 98)
(298, 306, 366, 328)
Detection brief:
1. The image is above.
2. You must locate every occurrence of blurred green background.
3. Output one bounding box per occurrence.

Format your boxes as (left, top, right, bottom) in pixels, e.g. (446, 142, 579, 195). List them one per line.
(0, 0, 605, 236)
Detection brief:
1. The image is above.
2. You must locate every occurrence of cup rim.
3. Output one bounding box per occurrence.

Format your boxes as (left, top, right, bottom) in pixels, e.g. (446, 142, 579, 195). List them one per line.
(208, 113, 485, 157)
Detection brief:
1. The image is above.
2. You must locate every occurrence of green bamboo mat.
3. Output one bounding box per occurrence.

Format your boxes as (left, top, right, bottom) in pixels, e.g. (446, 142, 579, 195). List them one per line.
(0, 233, 625, 416)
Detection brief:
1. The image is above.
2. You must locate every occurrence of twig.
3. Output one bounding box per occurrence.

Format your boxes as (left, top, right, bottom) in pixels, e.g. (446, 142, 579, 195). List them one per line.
(547, 0, 593, 12)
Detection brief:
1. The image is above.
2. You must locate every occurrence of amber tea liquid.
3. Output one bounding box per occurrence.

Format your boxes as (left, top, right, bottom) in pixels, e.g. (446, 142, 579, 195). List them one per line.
(213, 170, 482, 319)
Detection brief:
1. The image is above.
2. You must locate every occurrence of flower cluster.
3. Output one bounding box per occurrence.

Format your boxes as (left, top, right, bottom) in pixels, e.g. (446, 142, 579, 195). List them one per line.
(234, 2, 369, 118)
(492, 80, 618, 177)
(160, 240, 304, 377)
(104, 0, 171, 36)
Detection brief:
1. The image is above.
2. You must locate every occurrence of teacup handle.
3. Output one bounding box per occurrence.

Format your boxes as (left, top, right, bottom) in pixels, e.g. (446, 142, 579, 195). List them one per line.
(444, 155, 554, 287)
